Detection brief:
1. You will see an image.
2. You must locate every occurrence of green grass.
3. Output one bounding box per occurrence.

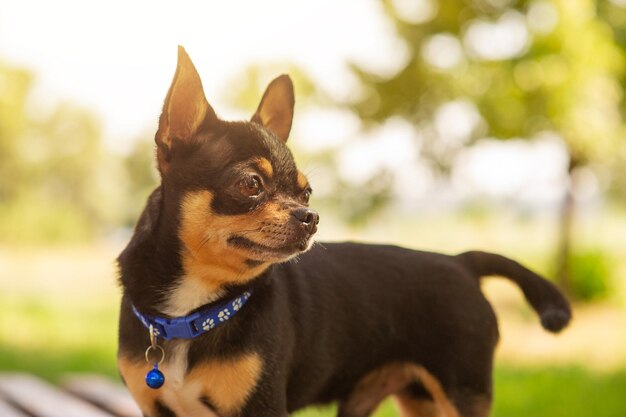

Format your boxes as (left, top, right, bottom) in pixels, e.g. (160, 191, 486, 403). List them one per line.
(0, 295, 120, 382)
(0, 345, 119, 382)
(491, 366, 626, 417)
(295, 366, 626, 417)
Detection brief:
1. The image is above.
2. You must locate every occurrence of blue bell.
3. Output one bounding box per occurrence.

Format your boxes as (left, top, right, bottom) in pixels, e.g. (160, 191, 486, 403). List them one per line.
(145, 363, 165, 389)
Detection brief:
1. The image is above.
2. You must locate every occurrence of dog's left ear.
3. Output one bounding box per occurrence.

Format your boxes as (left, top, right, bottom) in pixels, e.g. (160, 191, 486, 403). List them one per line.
(156, 46, 217, 173)
(251, 75, 295, 143)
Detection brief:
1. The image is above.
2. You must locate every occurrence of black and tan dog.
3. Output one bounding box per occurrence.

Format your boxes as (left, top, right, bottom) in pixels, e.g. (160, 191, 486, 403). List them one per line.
(117, 47, 571, 417)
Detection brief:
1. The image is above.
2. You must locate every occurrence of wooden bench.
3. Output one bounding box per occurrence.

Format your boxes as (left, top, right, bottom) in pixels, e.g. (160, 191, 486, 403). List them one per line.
(0, 374, 142, 417)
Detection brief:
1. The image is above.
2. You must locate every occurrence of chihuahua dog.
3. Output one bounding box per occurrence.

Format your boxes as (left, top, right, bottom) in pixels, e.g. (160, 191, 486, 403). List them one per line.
(117, 47, 571, 417)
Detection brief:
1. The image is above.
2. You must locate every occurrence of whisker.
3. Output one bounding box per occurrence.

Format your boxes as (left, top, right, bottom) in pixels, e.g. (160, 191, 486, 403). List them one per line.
(314, 241, 327, 251)
(303, 165, 323, 180)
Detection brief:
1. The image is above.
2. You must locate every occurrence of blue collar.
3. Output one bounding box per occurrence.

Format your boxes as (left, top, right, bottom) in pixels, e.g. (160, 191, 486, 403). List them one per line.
(131, 290, 252, 340)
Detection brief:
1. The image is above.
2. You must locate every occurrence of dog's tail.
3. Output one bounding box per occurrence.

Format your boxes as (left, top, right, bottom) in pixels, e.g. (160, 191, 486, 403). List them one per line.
(456, 251, 572, 333)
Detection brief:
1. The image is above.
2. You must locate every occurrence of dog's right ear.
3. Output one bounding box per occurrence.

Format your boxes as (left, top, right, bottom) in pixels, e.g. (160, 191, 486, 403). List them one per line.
(251, 75, 295, 143)
(155, 46, 217, 174)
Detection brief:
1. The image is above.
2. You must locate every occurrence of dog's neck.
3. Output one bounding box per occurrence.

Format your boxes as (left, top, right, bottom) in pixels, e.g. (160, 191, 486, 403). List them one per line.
(159, 273, 227, 317)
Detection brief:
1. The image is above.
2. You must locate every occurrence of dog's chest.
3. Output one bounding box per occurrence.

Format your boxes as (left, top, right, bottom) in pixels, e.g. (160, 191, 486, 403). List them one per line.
(121, 338, 263, 417)
(162, 340, 189, 387)
(151, 341, 219, 417)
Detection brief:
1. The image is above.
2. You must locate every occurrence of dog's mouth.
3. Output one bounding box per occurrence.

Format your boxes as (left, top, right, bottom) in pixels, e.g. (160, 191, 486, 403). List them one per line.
(227, 235, 312, 260)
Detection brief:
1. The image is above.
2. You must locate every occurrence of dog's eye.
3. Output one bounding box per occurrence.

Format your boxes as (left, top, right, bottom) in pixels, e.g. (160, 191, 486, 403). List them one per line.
(302, 188, 312, 204)
(240, 175, 263, 197)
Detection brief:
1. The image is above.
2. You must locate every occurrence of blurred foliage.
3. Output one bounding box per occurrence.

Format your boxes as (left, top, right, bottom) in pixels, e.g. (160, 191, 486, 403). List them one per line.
(122, 138, 159, 226)
(224, 64, 317, 113)
(0, 61, 158, 243)
(564, 247, 614, 301)
(353, 0, 626, 169)
(0, 62, 31, 196)
(324, 171, 394, 227)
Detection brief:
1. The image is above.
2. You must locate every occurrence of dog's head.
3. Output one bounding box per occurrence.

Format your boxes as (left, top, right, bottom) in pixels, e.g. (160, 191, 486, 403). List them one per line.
(155, 46, 318, 285)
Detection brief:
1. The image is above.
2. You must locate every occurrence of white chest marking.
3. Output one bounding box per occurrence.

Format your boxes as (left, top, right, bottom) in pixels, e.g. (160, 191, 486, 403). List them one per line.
(159, 341, 220, 417)
(161, 275, 224, 317)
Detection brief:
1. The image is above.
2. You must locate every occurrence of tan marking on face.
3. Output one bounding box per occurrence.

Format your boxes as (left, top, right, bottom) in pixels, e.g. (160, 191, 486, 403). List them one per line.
(187, 352, 263, 415)
(297, 171, 308, 189)
(179, 191, 275, 283)
(255, 157, 274, 178)
(340, 363, 460, 417)
(173, 190, 298, 314)
(118, 356, 160, 416)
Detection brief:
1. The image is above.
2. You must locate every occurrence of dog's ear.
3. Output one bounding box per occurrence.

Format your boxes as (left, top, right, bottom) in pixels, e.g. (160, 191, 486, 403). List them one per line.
(156, 46, 217, 173)
(251, 75, 295, 143)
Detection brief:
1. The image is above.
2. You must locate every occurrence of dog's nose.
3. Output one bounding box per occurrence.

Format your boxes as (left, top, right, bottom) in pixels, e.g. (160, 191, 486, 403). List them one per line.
(291, 208, 319, 234)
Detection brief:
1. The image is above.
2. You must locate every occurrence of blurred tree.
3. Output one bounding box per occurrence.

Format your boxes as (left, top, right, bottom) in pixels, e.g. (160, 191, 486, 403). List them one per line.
(0, 61, 131, 243)
(346, 0, 626, 294)
(0, 62, 32, 202)
(598, 0, 626, 203)
(121, 138, 159, 226)
(223, 64, 317, 113)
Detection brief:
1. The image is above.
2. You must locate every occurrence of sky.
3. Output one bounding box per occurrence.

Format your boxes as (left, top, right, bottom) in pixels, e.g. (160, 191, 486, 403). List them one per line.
(0, 0, 581, 206)
(0, 0, 402, 150)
